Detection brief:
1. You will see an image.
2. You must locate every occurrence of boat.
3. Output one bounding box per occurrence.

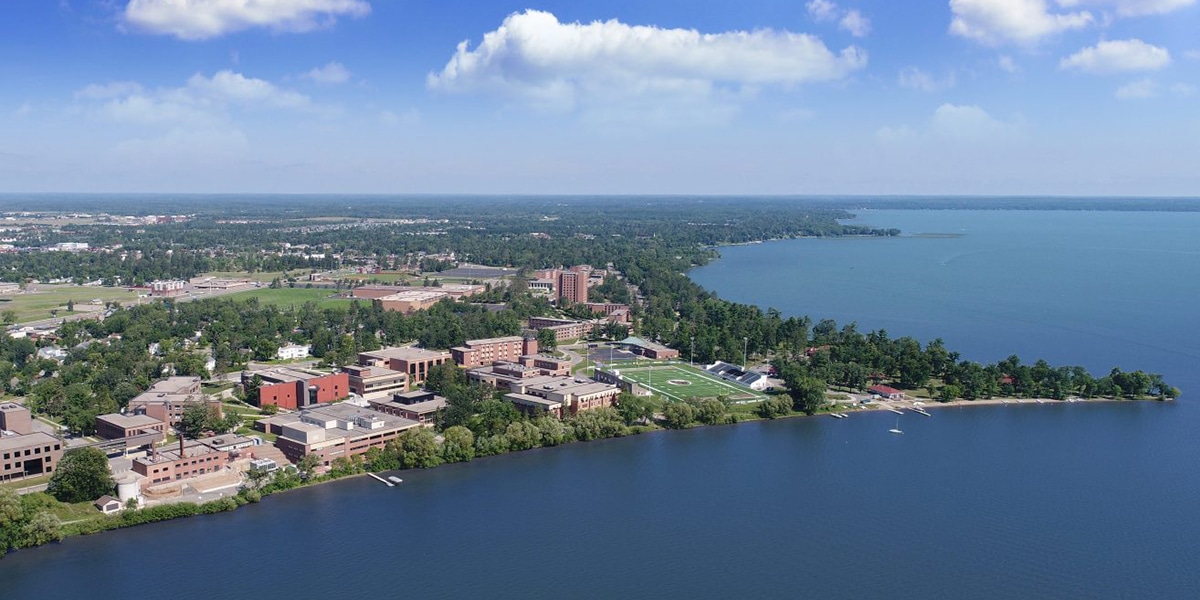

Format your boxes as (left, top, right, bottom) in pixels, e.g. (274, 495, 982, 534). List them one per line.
(888, 416, 903, 435)
(388, 476, 403, 484)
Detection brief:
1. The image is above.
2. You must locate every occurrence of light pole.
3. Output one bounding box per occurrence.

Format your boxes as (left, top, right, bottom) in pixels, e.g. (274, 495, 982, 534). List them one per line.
(743, 337, 749, 372)
(690, 336, 695, 367)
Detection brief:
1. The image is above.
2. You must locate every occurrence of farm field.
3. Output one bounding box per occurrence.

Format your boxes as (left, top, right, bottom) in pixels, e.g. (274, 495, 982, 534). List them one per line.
(606, 361, 768, 403)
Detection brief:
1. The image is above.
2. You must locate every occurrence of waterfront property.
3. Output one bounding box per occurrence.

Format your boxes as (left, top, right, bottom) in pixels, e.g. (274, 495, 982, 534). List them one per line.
(602, 363, 767, 402)
(1, 431, 63, 482)
(869, 385, 905, 400)
(704, 361, 772, 391)
(132, 439, 230, 485)
(503, 392, 565, 418)
(261, 403, 421, 466)
(368, 390, 448, 427)
(505, 375, 621, 416)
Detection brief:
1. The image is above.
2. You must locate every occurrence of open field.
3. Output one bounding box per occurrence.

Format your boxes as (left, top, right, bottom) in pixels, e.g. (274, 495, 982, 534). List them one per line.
(607, 361, 769, 403)
(223, 287, 351, 309)
(197, 271, 290, 283)
(0, 285, 138, 322)
(343, 272, 409, 284)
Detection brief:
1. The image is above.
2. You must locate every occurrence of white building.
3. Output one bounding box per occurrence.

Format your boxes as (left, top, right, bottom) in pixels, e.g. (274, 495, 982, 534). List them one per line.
(277, 344, 311, 361)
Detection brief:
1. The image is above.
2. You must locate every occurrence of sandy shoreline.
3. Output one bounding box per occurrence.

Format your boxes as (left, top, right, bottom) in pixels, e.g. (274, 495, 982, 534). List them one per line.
(830, 394, 1156, 416)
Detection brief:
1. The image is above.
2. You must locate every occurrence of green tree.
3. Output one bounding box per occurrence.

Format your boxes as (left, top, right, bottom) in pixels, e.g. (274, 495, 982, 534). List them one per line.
(296, 453, 322, 480)
(536, 327, 558, 352)
(939, 384, 962, 403)
(22, 511, 63, 547)
(47, 447, 115, 503)
(756, 396, 792, 419)
(441, 426, 475, 463)
(662, 402, 697, 429)
(616, 393, 655, 426)
(179, 403, 218, 439)
(397, 428, 442, 469)
(0, 488, 25, 553)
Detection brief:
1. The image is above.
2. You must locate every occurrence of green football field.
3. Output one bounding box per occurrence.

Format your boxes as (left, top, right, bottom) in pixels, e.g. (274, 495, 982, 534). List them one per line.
(607, 361, 768, 403)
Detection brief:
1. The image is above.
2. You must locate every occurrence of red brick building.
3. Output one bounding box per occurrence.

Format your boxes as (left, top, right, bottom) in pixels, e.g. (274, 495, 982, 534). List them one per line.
(249, 368, 349, 410)
(451, 335, 538, 369)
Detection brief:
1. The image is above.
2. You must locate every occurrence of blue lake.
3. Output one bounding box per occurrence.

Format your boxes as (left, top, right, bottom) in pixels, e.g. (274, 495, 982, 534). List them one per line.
(3, 208, 1198, 599)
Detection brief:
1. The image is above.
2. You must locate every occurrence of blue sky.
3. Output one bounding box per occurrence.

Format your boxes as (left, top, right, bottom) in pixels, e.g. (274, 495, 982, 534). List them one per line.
(1, 0, 1197, 195)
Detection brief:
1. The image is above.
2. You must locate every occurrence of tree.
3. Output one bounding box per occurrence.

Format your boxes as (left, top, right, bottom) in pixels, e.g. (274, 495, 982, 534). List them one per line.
(616, 393, 654, 426)
(756, 396, 792, 419)
(179, 403, 218, 439)
(441, 426, 475, 463)
(939, 384, 962, 403)
(397, 428, 442, 469)
(536, 327, 558, 352)
(47, 447, 115, 503)
(662, 402, 697, 429)
(22, 511, 63, 547)
(788, 376, 828, 415)
(297, 454, 322, 480)
(0, 488, 24, 553)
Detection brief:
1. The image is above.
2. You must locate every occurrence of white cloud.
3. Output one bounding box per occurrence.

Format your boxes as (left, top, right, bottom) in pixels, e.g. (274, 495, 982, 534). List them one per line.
(75, 81, 144, 99)
(898, 66, 956, 91)
(1057, 0, 1195, 16)
(998, 55, 1020, 72)
(806, 0, 839, 21)
(123, 0, 371, 40)
(79, 70, 313, 126)
(428, 10, 866, 116)
(1060, 39, 1170, 72)
(1170, 82, 1197, 96)
(1184, 50, 1200, 60)
(931, 103, 1012, 140)
(1115, 77, 1157, 98)
(303, 61, 351, 84)
(950, 0, 1093, 46)
(839, 9, 871, 37)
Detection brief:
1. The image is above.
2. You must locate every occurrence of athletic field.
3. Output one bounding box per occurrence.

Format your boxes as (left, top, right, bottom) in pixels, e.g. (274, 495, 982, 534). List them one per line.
(606, 361, 769, 403)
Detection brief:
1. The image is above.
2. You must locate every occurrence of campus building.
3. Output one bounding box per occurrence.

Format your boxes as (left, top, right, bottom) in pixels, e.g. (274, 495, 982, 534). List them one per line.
(367, 390, 448, 427)
(149, 280, 187, 297)
(95, 413, 167, 444)
(262, 403, 421, 467)
(248, 368, 349, 411)
(450, 335, 538, 369)
(127, 376, 221, 426)
(132, 438, 230, 485)
(376, 290, 449, 313)
(504, 375, 621, 417)
(342, 365, 409, 399)
(1, 404, 64, 482)
(527, 317, 592, 343)
(357, 347, 452, 389)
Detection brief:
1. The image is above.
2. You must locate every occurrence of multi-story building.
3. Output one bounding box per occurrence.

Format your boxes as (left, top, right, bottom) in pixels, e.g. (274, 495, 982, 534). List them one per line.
(95, 413, 167, 443)
(1, 431, 63, 482)
(368, 390, 447, 427)
(558, 268, 588, 304)
(149, 280, 187, 297)
(450, 335, 538, 369)
(357, 347, 452, 389)
(467, 361, 544, 389)
(127, 377, 220, 426)
(265, 404, 420, 467)
(505, 375, 621, 416)
(528, 317, 591, 342)
(276, 344, 311, 360)
(342, 365, 409, 399)
(0, 402, 33, 434)
(519, 354, 572, 376)
(132, 438, 230, 485)
(248, 368, 349, 410)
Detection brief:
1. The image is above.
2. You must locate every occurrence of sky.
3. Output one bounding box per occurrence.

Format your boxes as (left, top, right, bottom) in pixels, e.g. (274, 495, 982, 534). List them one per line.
(0, 0, 1197, 196)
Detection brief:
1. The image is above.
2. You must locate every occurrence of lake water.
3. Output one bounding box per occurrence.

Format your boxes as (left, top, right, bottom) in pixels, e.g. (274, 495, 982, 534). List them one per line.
(4, 209, 1199, 599)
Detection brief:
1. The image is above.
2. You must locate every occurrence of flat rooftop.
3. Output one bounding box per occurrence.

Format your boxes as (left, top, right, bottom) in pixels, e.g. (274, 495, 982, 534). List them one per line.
(147, 376, 200, 395)
(464, 336, 525, 346)
(362, 347, 451, 361)
(0, 431, 59, 452)
(379, 290, 448, 302)
(97, 413, 163, 429)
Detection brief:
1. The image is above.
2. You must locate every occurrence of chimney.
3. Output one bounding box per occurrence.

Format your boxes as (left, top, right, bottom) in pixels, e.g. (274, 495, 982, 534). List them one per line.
(179, 434, 185, 458)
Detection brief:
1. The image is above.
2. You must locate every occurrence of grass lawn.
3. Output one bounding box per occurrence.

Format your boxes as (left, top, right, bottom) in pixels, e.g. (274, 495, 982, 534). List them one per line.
(607, 361, 769, 403)
(343, 272, 409, 284)
(0, 473, 53, 492)
(223, 287, 351, 310)
(198, 271, 289, 283)
(1, 285, 138, 322)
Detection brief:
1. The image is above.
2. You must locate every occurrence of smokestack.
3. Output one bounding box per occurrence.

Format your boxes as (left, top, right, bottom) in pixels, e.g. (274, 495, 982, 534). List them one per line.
(179, 434, 185, 458)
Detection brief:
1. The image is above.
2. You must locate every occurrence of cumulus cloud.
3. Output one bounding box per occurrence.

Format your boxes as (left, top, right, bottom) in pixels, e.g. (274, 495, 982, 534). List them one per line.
(898, 66, 956, 91)
(75, 81, 144, 99)
(123, 0, 371, 40)
(806, 0, 839, 21)
(1169, 82, 1197, 96)
(949, 0, 1093, 46)
(1115, 77, 1157, 98)
(428, 9, 866, 115)
(1184, 50, 1200, 60)
(930, 103, 1012, 139)
(1060, 39, 1170, 72)
(1057, 0, 1195, 16)
(303, 61, 351, 84)
(998, 55, 1020, 72)
(839, 10, 872, 37)
(78, 70, 313, 126)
